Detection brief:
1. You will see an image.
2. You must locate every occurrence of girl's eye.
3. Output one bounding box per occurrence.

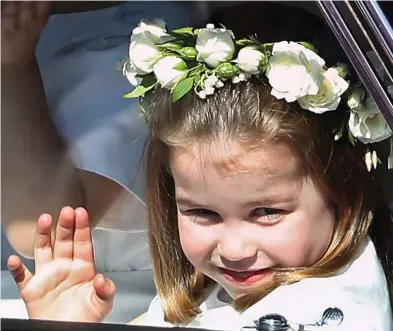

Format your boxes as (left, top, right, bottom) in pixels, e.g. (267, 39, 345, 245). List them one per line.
(250, 208, 283, 223)
(182, 208, 220, 221)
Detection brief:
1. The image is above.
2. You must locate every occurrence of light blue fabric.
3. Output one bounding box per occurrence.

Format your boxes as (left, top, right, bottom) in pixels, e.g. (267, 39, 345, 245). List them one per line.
(36, 1, 197, 201)
(23, 2, 200, 272)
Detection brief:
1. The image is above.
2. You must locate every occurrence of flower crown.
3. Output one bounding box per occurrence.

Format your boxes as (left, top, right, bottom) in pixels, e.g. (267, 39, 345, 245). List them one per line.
(122, 19, 393, 170)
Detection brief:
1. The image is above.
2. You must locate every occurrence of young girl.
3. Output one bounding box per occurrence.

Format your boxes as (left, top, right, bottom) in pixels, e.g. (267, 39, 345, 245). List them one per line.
(7, 10, 393, 331)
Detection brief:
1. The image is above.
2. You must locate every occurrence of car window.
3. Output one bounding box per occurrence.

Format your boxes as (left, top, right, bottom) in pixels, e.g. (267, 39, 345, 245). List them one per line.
(317, 0, 393, 126)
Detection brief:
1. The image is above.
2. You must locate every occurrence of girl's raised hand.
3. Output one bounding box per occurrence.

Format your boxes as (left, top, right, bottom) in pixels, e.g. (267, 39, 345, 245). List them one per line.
(7, 207, 116, 322)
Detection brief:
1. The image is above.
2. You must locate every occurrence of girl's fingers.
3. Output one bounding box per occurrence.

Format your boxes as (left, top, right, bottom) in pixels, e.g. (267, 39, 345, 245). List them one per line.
(73, 208, 95, 263)
(53, 207, 76, 260)
(34, 213, 53, 271)
(8, 255, 33, 292)
(93, 274, 116, 304)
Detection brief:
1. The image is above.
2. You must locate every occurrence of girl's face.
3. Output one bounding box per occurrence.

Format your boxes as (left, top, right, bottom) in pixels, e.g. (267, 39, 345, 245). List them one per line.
(170, 140, 335, 299)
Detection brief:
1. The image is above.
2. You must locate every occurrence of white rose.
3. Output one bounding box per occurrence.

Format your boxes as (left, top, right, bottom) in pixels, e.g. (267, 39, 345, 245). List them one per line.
(129, 31, 161, 74)
(265, 41, 325, 102)
(132, 18, 171, 44)
(153, 56, 187, 89)
(297, 68, 349, 113)
(122, 61, 142, 86)
(236, 46, 266, 74)
(196, 23, 235, 68)
(348, 86, 393, 144)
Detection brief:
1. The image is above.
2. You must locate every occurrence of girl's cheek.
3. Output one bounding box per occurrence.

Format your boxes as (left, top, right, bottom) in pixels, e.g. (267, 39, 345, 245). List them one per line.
(178, 216, 216, 261)
(259, 218, 331, 267)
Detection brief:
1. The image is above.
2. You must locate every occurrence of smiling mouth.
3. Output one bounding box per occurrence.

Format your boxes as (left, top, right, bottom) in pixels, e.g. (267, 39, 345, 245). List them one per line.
(219, 268, 272, 286)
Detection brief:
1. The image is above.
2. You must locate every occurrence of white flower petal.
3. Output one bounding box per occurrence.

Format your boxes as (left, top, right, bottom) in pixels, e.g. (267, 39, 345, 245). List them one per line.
(365, 151, 372, 171)
(134, 18, 170, 43)
(272, 41, 290, 53)
(348, 87, 393, 144)
(123, 63, 142, 86)
(129, 31, 161, 74)
(153, 56, 187, 89)
(196, 27, 235, 68)
(215, 80, 224, 88)
(205, 85, 215, 95)
(265, 44, 324, 102)
(236, 46, 265, 74)
(372, 150, 378, 169)
(232, 76, 241, 84)
(198, 90, 207, 99)
(297, 68, 349, 114)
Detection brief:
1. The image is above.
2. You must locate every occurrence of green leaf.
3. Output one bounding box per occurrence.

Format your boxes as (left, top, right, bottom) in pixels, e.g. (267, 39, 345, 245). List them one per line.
(171, 27, 194, 35)
(236, 39, 254, 47)
(124, 85, 151, 99)
(188, 64, 207, 77)
(262, 42, 274, 49)
(348, 130, 356, 146)
(249, 35, 262, 46)
(171, 77, 194, 102)
(123, 75, 157, 99)
(236, 36, 262, 48)
(193, 73, 201, 85)
(157, 40, 185, 51)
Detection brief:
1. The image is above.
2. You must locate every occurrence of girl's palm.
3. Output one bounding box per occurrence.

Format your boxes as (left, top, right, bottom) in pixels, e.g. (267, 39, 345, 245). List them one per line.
(8, 207, 116, 322)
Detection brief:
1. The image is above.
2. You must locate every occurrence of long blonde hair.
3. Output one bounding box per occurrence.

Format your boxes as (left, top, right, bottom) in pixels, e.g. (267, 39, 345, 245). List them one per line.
(144, 80, 391, 324)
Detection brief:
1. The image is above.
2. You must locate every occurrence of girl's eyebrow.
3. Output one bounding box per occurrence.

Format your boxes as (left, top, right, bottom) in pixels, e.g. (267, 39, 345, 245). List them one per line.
(242, 196, 298, 207)
(176, 195, 297, 208)
(176, 196, 201, 207)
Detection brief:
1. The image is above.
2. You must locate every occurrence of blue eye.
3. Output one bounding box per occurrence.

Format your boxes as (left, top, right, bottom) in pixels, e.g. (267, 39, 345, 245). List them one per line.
(251, 208, 282, 222)
(183, 209, 220, 221)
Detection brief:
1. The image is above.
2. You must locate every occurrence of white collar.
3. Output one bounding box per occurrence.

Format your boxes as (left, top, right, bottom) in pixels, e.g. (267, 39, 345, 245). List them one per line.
(190, 237, 392, 331)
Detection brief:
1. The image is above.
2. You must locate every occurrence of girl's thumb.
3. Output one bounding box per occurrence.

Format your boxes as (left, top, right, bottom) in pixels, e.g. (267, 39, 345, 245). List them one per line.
(93, 274, 116, 308)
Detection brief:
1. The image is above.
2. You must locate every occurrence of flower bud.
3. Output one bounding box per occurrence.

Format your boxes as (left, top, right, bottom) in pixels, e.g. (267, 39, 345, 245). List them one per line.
(236, 46, 267, 74)
(179, 47, 197, 60)
(372, 150, 378, 169)
(365, 151, 372, 172)
(216, 62, 237, 79)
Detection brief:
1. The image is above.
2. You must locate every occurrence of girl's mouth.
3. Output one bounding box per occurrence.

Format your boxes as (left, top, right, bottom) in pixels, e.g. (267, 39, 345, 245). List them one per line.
(219, 268, 272, 286)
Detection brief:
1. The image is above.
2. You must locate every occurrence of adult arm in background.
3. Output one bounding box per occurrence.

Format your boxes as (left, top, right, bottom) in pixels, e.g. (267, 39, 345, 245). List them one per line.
(50, 1, 125, 14)
(1, 1, 135, 258)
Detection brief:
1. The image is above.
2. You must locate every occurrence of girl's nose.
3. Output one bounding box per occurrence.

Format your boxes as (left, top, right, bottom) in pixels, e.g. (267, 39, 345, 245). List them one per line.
(217, 234, 257, 262)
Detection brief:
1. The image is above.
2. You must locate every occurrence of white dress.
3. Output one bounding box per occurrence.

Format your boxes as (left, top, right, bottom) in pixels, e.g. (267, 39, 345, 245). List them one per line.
(34, 2, 199, 271)
(147, 237, 392, 331)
